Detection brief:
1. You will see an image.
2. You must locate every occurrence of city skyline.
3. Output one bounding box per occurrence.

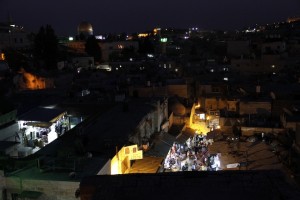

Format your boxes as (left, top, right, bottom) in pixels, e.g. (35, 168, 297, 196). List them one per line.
(1, 0, 300, 36)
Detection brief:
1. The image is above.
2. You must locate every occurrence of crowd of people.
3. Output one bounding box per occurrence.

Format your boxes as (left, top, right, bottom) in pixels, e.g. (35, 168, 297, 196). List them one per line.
(164, 133, 221, 172)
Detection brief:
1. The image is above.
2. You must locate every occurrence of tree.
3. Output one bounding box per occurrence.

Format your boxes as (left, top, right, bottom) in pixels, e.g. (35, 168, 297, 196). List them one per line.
(85, 36, 102, 62)
(33, 25, 58, 69)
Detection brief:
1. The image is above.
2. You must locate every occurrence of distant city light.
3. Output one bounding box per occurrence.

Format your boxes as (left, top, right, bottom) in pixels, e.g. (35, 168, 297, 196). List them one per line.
(81, 89, 90, 97)
(138, 33, 149, 38)
(0, 53, 5, 60)
(160, 38, 167, 43)
(147, 54, 154, 58)
(68, 37, 74, 41)
(95, 35, 106, 40)
(117, 44, 124, 49)
(153, 28, 161, 35)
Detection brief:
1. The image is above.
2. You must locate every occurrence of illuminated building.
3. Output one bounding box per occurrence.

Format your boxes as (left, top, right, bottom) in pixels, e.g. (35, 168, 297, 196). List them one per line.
(101, 41, 139, 61)
(77, 21, 93, 38)
(13, 68, 55, 90)
(0, 17, 30, 50)
(138, 33, 149, 38)
(153, 27, 161, 36)
(63, 38, 138, 62)
(17, 107, 68, 157)
(287, 16, 300, 23)
(0, 98, 169, 199)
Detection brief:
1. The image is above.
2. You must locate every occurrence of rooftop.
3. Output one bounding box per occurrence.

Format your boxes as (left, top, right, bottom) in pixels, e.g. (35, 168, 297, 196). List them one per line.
(7, 157, 107, 182)
(80, 170, 300, 200)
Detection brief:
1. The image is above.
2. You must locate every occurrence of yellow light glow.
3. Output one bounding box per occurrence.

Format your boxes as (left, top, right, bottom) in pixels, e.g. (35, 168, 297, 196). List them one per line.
(21, 68, 46, 90)
(0, 53, 5, 60)
(195, 103, 200, 109)
(110, 145, 143, 175)
(153, 28, 161, 35)
(111, 156, 119, 175)
(117, 44, 124, 49)
(190, 123, 210, 135)
(138, 33, 149, 38)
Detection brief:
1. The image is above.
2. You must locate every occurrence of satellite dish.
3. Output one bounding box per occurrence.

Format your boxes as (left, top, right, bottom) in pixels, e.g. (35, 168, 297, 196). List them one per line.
(270, 91, 276, 100)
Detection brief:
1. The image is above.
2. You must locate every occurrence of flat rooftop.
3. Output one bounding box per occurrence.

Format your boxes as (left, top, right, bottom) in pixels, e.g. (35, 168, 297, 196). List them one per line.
(80, 170, 300, 200)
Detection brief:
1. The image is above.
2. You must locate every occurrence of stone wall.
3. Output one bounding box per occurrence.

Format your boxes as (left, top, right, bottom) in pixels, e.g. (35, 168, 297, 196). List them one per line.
(241, 126, 285, 136)
(5, 177, 79, 200)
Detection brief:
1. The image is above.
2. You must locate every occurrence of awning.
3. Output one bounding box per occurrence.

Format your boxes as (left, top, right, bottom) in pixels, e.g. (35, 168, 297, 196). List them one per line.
(26, 121, 52, 128)
(18, 107, 66, 122)
(18, 191, 43, 199)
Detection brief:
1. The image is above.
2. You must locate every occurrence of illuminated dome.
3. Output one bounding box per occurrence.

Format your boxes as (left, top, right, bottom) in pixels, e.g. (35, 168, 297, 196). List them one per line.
(77, 21, 93, 36)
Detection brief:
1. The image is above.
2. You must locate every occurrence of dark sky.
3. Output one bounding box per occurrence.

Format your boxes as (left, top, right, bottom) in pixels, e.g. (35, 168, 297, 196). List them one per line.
(1, 0, 300, 36)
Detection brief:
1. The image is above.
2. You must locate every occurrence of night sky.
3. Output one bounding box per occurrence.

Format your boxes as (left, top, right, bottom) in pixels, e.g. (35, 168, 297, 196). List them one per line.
(1, 0, 300, 36)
